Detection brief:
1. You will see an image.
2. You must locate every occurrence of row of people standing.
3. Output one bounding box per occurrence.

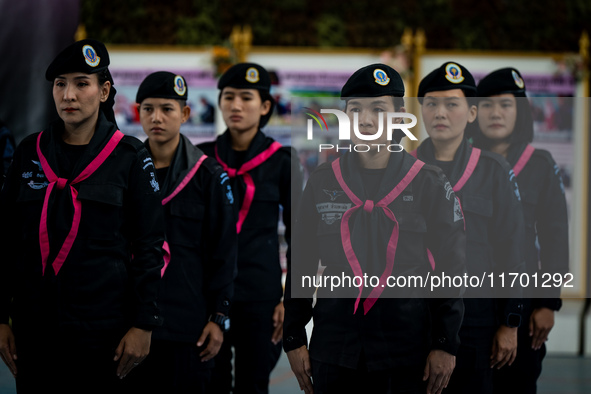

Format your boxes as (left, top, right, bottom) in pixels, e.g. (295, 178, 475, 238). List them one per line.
(0, 39, 300, 394)
(284, 62, 568, 394)
(0, 37, 569, 394)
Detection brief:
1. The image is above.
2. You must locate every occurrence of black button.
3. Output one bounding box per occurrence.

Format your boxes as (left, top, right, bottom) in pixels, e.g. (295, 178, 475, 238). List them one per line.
(223, 300, 230, 306)
(286, 336, 294, 342)
(153, 315, 159, 320)
(438, 337, 447, 344)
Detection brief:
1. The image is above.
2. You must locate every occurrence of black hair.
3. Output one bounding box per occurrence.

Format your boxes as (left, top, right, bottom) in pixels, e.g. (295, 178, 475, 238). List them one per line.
(471, 95, 534, 149)
(97, 69, 118, 127)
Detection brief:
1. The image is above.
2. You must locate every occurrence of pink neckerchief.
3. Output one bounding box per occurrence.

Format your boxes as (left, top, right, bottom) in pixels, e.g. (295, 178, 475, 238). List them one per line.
(215, 142, 282, 234)
(332, 158, 425, 315)
(512, 144, 535, 177)
(409, 147, 481, 193)
(36, 130, 124, 275)
(410, 147, 480, 269)
(158, 154, 208, 276)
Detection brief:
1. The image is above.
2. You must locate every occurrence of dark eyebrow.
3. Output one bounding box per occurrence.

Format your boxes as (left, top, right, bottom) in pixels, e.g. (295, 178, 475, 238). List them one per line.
(371, 100, 389, 106)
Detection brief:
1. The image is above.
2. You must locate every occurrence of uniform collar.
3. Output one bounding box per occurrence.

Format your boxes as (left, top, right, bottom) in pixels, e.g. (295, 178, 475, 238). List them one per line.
(144, 133, 205, 198)
(41, 111, 118, 181)
(215, 129, 274, 169)
(417, 137, 473, 186)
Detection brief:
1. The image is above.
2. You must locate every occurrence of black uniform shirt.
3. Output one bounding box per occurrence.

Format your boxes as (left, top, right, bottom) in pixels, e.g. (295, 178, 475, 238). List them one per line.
(416, 138, 526, 327)
(507, 143, 568, 309)
(146, 134, 237, 343)
(284, 150, 466, 371)
(0, 112, 165, 334)
(199, 130, 303, 302)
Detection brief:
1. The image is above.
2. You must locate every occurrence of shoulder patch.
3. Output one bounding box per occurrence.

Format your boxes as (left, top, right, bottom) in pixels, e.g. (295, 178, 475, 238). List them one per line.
(553, 163, 566, 195)
(453, 196, 463, 222)
(508, 169, 521, 201)
(218, 169, 234, 205)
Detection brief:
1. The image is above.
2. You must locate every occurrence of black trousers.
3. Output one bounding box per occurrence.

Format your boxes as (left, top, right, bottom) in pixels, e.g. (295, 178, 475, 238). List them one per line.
(123, 339, 213, 394)
(14, 328, 125, 394)
(493, 322, 546, 394)
(445, 325, 496, 394)
(208, 300, 282, 394)
(312, 357, 426, 394)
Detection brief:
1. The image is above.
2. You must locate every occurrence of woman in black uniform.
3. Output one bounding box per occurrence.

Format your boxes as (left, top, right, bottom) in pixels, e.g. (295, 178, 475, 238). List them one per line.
(284, 64, 466, 394)
(414, 62, 526, 394)
(127, 71, 237, 393)
(198, 63, 302, 394)
(473, 68, 569, 394)
(0, 39, 165, 394)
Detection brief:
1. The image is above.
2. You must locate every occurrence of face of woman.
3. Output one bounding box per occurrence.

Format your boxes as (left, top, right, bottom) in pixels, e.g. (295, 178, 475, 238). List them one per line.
(345, 96, 399, 147)
(53, 72, 110, 129)
(477, 93, 517, 142)
(421, 89, 476, 144)
(220, 87, 270, 134)
(140, 98, 189, 146)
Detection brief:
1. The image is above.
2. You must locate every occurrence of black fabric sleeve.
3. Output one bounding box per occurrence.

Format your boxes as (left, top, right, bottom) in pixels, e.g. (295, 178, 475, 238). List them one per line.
(421, 169, 466, 355)
(124, 147, 166, 330)
(0, 143, 22, 324)
(492, 163, 526, 326)
(203, 164, 237, 316)
(283, 174, 316, 352)
(533, 157, 568, 308)
(280, 147, 304, 287)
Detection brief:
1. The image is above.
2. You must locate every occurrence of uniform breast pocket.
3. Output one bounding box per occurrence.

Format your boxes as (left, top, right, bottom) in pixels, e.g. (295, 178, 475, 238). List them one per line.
(246, 182, 281, 228)
(460, 195, 493, 243)
(168, 198, 205, 247)
(395, 212, 429, 270)
(76, 183, 124, 240)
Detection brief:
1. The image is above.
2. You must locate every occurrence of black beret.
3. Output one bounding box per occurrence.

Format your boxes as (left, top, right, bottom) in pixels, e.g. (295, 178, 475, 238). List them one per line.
(218, 63, 271, 91)
(136, 71, 188, 104)
(418, 62, 476, 98)
(46, 39, 110, 81)
(477, 68, 527, 98)
(341, 64, 404, 98)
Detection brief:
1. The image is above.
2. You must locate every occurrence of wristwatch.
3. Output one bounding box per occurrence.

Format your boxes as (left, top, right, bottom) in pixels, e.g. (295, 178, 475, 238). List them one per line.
(210, 314, 230, 332)
(506, 313, 521, 328)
